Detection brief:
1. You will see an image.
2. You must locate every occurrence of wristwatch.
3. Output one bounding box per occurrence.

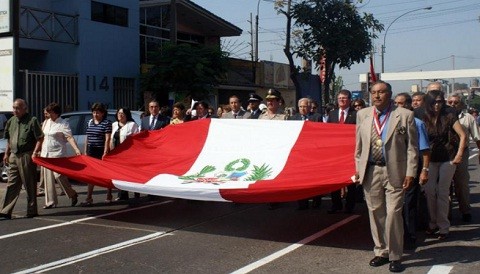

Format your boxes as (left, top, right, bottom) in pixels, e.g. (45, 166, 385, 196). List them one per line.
(422, 167, 429, 172)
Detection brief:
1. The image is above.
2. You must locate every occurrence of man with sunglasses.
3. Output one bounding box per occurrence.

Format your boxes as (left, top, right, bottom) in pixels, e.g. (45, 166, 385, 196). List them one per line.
(447, 94, 479, 222)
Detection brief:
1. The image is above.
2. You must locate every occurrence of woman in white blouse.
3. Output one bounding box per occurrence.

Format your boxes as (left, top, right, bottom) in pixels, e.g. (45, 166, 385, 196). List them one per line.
(39, 103, 82, 208)
(110, 107, 139, 200)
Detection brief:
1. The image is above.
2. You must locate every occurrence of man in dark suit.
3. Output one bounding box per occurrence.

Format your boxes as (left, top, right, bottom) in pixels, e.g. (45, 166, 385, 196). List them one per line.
(327, 89, 357, 214)
(141, 99, 170, 131)
(247, 93, 263, 119)
(289, 98, 322, 210)
(355, 81, 418, 272)
(289, 98, 322, 122)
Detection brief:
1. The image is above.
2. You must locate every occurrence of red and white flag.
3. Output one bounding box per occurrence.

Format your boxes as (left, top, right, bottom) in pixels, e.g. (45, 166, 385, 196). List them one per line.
(34, 119, 356, 203)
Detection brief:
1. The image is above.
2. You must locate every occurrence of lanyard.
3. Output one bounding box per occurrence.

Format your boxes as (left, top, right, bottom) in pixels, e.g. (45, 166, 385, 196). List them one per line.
(372, 104, 391, 137)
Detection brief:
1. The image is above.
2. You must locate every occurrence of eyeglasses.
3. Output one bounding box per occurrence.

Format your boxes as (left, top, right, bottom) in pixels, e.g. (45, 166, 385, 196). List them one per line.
(447, 100, 460, 105)
(354, 104, 361, 107)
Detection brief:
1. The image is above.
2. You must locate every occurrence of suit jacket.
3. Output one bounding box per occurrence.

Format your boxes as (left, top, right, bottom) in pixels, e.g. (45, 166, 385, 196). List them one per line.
(222, 110, 251, 119)
(327, 108, 356, 124)
(249, 109, 262, 119)
(355, 105, 418, 187)
(288, 113, 322, 122)
(141, 114, 170, 131)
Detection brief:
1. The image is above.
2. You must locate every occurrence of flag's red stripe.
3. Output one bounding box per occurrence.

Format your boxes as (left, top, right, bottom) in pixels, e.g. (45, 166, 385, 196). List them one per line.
(34, 119, 212, 188)
(219, 122, 356, 202)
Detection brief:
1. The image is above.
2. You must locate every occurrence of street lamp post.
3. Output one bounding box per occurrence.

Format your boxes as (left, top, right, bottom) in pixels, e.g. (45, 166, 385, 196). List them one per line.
(381, 6, 432, 73)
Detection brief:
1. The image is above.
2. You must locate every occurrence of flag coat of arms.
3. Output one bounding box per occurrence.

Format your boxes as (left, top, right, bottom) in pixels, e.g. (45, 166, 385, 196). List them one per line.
(34, 119, 356, 203)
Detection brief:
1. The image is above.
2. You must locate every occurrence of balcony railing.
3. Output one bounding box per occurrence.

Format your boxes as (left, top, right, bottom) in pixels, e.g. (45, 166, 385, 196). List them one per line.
(19, 6, 78, 44)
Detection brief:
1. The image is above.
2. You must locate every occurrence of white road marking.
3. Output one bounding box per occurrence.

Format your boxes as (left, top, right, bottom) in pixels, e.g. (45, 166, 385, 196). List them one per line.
(230, 215, 360, 274)
(427, 265, 453, 274)
(13, 232, 170, 274)
(0, 200, 173, 240)
(469, 153, 478, 160)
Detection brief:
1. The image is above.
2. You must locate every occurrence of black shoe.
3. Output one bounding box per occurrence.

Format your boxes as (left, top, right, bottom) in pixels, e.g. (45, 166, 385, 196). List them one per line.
(0, 213, 12, 220)
(71, 194, 78, 207)
(369, 256, 389, 267)
(462, 213, 472, 222)
(437, 233, 448, 240)
(389, 261, 405, 272)
(25, 213, 38, 218)
(425, 227, 438, 236)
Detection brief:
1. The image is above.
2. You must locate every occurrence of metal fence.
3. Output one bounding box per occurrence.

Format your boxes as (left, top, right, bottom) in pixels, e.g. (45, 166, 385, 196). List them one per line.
(21, 70, 78, 119)
(113, 77, 137, 110)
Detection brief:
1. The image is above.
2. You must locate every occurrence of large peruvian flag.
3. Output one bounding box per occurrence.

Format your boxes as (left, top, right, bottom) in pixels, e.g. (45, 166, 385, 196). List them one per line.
(34, 119, 356, 203)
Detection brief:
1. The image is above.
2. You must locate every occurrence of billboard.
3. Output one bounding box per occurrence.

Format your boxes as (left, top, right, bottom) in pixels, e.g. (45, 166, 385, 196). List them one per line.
(0, 0, 11, 34)
(0, 36, 14, 111)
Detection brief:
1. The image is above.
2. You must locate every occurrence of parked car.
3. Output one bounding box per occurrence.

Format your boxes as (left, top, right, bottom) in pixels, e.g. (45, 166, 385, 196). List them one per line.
(60, 110, 143, 156)
(0, 110, 143, 182)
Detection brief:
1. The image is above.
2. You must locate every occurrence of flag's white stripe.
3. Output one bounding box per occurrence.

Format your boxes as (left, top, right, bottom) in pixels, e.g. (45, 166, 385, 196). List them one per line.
(13, 232, 168, 274)
(117, 120, 304, 196)
(230, 215, 360, 274)
(113, 179, 229, 202)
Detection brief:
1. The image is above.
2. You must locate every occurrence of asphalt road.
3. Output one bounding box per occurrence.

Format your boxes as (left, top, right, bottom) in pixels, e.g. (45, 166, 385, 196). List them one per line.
(0, 149, 479, 274)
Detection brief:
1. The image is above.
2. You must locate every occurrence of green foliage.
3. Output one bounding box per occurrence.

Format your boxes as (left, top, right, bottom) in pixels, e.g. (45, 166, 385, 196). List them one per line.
(244, 164, 273, 181)
(141, 43, 229, 100)
(291, 0, 383, 103)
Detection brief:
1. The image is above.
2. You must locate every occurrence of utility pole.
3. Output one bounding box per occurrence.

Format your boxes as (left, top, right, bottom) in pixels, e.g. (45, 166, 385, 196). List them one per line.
(169, 0, 177, 45)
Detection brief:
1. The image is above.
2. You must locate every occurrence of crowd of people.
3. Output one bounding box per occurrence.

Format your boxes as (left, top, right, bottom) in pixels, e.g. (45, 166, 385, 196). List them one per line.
(0, 82, 477, 272)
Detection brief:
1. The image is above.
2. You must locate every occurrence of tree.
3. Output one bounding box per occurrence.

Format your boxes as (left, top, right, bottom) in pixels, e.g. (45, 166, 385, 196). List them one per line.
(290, 0, 383, 104)
(141, 43, 229, 105)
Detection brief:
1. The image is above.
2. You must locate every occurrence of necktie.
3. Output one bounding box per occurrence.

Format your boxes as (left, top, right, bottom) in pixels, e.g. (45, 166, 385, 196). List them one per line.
(302, 115, 306, 121)
(150, 115, 156, 129)
(233, 113, 237, 119)
(371, 121, 384, 162)
(339, 110, 345, 124)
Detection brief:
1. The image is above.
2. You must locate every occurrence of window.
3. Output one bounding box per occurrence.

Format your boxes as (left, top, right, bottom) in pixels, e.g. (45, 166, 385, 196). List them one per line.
(91, 1, 128, 27)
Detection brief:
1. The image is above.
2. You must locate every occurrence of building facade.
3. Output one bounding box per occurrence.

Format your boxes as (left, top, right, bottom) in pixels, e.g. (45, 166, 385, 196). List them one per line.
(17, 0, 139, 118)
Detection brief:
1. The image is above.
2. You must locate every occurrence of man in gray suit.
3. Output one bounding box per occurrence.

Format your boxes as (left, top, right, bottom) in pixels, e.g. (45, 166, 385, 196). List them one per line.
(221, 95, 251, 119)
(355, 81, 418, 273)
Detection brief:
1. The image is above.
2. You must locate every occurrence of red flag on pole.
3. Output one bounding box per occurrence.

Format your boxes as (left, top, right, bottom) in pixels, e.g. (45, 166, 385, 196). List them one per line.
(369, 55, 377, 83)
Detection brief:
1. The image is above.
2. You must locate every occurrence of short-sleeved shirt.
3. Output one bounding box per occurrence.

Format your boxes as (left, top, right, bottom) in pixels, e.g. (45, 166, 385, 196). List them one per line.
(4, 113, 44, 154)
(86, 118, 112, 148)
(40, 117, 74, 158)
(415, 118, 429, 152)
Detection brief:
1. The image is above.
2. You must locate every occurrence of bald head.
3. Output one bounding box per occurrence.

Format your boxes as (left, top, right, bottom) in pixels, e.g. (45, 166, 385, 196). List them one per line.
(427, 82, 443, 92)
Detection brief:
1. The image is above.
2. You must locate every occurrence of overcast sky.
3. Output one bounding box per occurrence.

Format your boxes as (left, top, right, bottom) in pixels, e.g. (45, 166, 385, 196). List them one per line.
(192, 0, 480, 94)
